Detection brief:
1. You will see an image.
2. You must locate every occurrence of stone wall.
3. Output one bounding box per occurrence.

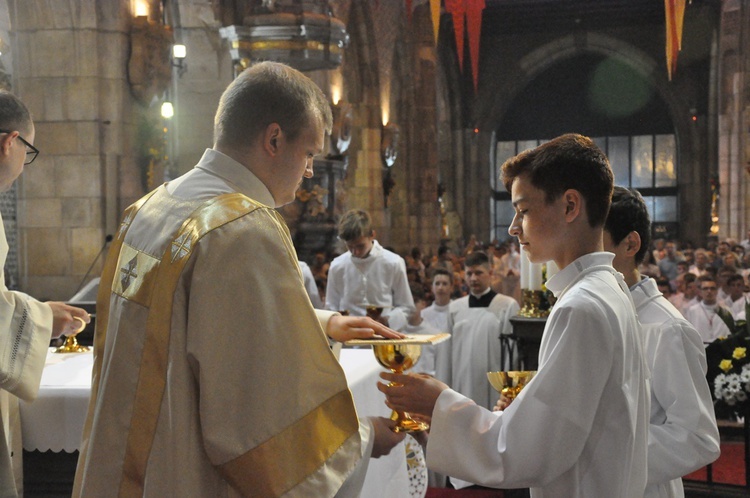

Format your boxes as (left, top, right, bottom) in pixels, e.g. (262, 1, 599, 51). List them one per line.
(9, 0, 133, 299)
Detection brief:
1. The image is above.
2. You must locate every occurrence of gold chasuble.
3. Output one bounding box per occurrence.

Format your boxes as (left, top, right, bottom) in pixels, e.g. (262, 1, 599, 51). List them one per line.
(74, 187, 362, 497)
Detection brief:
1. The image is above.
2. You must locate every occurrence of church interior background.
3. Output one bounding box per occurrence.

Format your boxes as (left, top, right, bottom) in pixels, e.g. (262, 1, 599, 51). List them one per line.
(0, 0, 749, 496)
(0, 0, 747, 309)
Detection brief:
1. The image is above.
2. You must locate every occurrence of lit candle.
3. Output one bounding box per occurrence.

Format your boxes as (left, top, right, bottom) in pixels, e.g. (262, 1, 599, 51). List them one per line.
(529, 262, 543, 290)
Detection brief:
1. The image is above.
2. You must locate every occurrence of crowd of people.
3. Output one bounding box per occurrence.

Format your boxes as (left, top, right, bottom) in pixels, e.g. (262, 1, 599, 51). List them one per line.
(306, 228, 750, 348)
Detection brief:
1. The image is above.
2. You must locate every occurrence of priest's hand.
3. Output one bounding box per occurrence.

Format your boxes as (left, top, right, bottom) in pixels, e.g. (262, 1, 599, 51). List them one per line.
(377, 372, 448, 417)
(493, 394, 511, 412)
(47, 302, 91, 339)
(368, 416, 406, 458)
(326, 314, 405, 343)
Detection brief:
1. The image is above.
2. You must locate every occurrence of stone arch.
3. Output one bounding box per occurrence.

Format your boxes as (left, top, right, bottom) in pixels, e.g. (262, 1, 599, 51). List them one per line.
(487, 33, 687, 140)
(481, 32, 705, 243)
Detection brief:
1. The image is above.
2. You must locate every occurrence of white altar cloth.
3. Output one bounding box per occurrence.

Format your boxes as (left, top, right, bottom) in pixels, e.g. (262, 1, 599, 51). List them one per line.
(19, 348, 409, 497)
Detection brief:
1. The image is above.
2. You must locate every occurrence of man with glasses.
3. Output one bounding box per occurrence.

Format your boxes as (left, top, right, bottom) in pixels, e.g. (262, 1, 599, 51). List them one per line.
(0, 90, 89, 497)
(685, 276, 733, 344)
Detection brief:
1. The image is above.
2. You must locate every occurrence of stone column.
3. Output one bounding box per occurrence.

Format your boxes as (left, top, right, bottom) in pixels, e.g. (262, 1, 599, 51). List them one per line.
(10, 0, 131, 299)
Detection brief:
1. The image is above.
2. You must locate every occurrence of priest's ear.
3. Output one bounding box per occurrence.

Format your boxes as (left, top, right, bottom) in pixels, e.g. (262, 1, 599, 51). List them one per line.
(263, 123, 283, 156)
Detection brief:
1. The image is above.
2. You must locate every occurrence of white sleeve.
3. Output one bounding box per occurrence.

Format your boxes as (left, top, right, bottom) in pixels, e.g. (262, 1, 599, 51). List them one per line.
(334, 417, 375, 497)
(428, 303, 616, 488)
(645, 321, 720, 485)
(0, 288, 53, 401)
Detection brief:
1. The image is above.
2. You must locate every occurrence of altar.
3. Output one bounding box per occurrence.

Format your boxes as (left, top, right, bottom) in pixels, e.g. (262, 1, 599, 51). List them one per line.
(20, 348, 409, 497)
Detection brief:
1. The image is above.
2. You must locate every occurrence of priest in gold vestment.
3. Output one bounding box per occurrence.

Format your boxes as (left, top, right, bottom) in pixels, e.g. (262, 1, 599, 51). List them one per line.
(73, 62, 404, 497)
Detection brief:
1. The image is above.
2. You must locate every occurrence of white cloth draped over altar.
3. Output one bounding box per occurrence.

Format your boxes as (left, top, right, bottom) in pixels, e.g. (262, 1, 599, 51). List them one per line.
(19, 348, 410, 497)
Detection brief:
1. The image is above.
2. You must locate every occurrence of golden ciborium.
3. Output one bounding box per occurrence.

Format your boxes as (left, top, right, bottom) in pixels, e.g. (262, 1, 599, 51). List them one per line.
(55, 316, 90, 353)
(373, 342, 429, 433)
(487, 371, 537, 403)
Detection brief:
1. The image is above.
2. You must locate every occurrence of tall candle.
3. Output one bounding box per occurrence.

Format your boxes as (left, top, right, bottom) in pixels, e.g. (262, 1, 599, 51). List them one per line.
(520, 251, 529, 289)
(529, 262, 543, 290)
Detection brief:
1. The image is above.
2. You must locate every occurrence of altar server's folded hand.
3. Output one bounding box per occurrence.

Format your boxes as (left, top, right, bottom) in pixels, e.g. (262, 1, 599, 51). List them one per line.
(326, 314, 405, 343)
(377, 372, 448, 417)
(47, 302, 91, 339)
(369, 416, 406, 458)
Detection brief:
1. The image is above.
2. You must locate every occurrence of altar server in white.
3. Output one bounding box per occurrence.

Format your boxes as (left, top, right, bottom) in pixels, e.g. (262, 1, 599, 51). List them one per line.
(0, 91, 90, 498)
(326, 209, 415, 330)
(379, 134, 650, 497)
(685, 276, 734, 344)
(74, 62, 405, 497)
(435, 250, 518, 411)
(604, 186, 720, 498)
(421, 268, 453, 333)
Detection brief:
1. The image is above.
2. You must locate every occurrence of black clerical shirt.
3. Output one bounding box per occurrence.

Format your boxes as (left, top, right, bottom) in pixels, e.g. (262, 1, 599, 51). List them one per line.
(468, 289, 497, 308)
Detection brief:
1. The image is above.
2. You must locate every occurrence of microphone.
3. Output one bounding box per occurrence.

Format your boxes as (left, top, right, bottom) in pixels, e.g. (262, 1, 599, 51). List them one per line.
(73, 234, 113, 296)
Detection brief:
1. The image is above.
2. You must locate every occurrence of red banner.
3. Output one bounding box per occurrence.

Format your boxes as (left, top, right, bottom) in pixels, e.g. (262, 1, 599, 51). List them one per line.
(466, 0, 485, 93)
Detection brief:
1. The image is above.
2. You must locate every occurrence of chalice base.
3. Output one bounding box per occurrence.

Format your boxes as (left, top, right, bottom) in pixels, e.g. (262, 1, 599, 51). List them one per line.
(393, 414, 429, 433)
(55, 335, 90, 353)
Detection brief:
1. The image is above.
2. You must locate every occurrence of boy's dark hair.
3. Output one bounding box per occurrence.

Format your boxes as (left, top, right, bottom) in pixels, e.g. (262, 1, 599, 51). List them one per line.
(698, 275, 717, 286)
(655, 277, 672, 292)
(464, 251, 490, 268)
(727, 274, 745, 286)
(431, 267, 453, 284)
(501, 133, 613, 228)
(604, 186, 651, 265)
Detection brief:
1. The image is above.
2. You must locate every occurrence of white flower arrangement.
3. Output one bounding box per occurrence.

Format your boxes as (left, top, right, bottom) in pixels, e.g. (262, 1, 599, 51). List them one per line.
(713, 351, 750, 408)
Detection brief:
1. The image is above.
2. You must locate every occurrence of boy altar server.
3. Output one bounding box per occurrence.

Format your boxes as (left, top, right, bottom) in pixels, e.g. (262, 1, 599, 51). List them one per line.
(604, 186, 719, 498)
(326, 209, 415, 330)
(379, 133, 650, 497)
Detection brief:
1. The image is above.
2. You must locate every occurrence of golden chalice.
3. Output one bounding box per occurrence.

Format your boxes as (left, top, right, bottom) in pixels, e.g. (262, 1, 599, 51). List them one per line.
(487, 371, 537, 403)
(55, 316, 90, 353)
(374, 342, 429, 433)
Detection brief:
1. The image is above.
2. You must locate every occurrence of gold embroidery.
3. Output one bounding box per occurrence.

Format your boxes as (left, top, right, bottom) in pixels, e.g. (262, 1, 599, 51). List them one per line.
(170, 231, 193, 262)
(112, 244, 160, 307)
(218, 390, 359, 497)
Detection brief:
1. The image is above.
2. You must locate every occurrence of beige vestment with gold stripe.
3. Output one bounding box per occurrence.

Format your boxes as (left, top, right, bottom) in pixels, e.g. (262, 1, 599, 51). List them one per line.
(74, 149, 367, 497)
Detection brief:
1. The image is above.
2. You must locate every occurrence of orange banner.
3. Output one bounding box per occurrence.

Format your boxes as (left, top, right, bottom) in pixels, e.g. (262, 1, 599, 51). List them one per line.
(665, 0, 686, 81)
(430, 0, 441, 45)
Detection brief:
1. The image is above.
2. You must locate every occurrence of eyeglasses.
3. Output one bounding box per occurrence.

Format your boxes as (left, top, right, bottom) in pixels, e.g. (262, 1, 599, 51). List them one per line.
(0, 129, 39, 165)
